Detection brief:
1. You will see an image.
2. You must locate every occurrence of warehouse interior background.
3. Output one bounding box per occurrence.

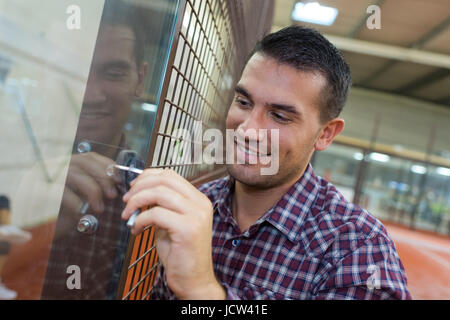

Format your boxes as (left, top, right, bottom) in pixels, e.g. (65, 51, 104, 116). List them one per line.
(273, 0, 450, 300)
(274, 0, 450, 235)
(0, 0, 449, 300)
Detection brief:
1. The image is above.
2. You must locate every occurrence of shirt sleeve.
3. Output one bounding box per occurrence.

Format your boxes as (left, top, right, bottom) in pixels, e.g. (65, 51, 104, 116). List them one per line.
(312, 235, 412, 300)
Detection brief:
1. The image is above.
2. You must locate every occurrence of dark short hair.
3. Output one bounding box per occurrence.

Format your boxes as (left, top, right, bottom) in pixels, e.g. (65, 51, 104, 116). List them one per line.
(100, 0, 145, 67)
(252, 26, 351, 123)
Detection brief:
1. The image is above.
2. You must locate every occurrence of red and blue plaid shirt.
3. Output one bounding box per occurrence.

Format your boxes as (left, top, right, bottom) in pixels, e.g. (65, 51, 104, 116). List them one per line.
(150, 164, 411, 300)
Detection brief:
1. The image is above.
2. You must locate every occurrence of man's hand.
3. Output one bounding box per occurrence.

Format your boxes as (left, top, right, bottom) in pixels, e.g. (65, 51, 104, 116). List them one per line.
(62, 152, 118, 217)
(121, 169, 226, 300)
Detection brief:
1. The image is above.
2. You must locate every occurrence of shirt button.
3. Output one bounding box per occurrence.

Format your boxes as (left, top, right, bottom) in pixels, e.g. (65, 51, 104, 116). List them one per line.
(232, 239, 240, 247)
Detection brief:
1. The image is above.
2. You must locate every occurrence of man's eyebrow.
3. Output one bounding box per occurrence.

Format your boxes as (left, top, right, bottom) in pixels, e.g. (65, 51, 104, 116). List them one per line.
(267, 102, 302, 116)
(101, 60, 133, 70)
(235, 84, 301, 117)
(235, 85, 253, 102)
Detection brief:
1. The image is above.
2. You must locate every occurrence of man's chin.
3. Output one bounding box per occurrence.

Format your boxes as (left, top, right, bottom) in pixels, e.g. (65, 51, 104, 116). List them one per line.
(226, 163, 280, 189)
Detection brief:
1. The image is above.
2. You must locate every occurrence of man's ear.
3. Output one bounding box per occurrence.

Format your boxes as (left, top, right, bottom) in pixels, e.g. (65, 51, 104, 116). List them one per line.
(314, 118, 345, 151)
(135, 62, 148, 97)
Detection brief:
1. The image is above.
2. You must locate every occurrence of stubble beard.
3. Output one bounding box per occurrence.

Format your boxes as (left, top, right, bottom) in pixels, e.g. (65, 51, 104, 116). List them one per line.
(226, 155, 307, 190)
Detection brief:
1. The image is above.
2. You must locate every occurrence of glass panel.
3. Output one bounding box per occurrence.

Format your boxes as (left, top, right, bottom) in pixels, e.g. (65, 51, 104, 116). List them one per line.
(414, 164, 450, 234)
(360, 156, 425, 225)
(313, 144, 363, 203)
(314, 145, 450, 236)
(432, 115, 450, 162)
(0, 0, 179, 300)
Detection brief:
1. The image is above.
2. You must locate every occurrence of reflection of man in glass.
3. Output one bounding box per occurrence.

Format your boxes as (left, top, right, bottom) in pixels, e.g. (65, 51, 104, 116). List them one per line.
(61, 1, 148, 218)
(75, 8, 147, 157)
(42, 1, 147, 299)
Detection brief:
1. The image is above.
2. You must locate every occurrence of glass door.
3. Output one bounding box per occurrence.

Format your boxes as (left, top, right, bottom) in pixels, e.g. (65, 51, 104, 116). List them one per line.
(0, 0, 179, 299)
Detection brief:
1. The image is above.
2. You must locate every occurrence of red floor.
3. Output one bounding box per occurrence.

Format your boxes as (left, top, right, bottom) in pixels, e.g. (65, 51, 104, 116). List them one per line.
(382, 221, 450, 300)
(1, 222, 55, 300)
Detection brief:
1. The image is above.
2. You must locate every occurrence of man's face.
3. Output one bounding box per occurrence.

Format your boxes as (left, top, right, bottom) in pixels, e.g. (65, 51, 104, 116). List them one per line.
(77, 24, 145, 148)
(226, 53, 327, 189)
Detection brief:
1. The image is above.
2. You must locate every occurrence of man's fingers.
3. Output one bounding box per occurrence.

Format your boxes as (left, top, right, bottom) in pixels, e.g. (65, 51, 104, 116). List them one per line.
(66, 168, 104, 213)
(62, 186, 84, 216)
(124, 169, 202, 202)
(71, 153, 118, 199)
(132, 206, 185, 235)
(121, 185, 191, 220)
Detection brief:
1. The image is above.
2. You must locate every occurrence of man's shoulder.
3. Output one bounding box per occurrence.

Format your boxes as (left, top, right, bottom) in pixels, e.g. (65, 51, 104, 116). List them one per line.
(309, 176, 410, 299)
(310, 175, 392, 247)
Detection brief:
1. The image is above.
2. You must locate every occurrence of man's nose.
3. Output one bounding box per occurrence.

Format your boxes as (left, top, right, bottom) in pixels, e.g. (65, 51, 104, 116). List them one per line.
(83, 73, 107, 104)
(237, 108, 266, 141)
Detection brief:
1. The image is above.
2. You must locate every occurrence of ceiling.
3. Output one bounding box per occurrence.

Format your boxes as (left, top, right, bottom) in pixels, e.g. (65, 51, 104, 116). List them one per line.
(271, 0, 450, 108)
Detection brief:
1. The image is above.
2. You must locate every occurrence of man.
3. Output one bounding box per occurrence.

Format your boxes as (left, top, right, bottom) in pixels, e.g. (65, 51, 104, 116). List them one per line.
(121, 26, 411, 300)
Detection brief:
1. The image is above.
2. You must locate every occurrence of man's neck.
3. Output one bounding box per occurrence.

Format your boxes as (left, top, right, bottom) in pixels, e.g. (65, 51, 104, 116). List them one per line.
(232, 166, 307, 233)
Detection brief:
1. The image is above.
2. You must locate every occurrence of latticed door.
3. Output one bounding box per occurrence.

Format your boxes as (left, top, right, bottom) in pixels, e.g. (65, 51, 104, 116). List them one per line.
(118, 0, 274, 300)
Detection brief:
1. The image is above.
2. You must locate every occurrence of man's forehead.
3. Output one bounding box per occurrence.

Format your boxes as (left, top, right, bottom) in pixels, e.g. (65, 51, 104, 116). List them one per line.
(92, 24, 136, 64)
(238, 53, 326, 116)
(96, 24, 135, 46)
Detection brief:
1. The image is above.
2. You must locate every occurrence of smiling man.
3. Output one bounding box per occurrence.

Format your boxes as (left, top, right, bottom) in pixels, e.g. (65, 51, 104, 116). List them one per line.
(122, 26, 411, 300)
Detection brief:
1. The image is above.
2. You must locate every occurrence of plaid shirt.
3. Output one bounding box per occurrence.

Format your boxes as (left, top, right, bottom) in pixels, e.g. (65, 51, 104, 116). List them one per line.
(150, 164, 411, 300)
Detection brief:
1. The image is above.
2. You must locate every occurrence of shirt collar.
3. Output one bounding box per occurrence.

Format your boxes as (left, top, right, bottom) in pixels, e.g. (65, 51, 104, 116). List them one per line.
(214, 164, 319, 243)
(264, 163, 319, 243)
(212, 175, 234, 218)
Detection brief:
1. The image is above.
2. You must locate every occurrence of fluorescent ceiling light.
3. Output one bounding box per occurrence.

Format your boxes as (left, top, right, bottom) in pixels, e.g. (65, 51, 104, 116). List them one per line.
(142, 103, 157, 112)
(369, 152, 390, 163)
(436, 167, 450, 177)
(411, 165, 427, 175)
(291, 2, 338, 26)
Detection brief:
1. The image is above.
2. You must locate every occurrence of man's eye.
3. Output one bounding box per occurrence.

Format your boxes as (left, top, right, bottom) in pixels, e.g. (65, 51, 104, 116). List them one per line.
(103, 69, 128, 80)
(270, 111, 290, 123)
(235, 97, 250, 108)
